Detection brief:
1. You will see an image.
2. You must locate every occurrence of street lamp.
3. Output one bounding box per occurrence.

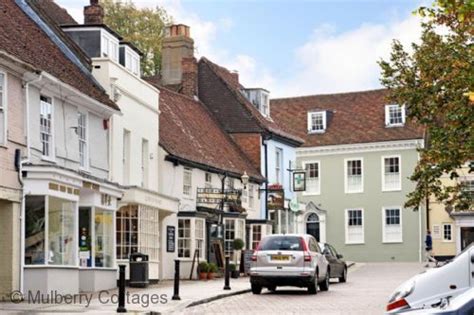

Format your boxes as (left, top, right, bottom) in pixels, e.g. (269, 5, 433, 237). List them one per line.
(241, 171, 249, 189)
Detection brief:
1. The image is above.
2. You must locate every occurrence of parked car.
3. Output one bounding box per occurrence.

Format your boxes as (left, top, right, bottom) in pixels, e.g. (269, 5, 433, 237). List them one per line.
(318, 242, 347, 283)
(386, 244, 474, 313)
(396, 288, 474, 314)
(249, 234, 330, 295)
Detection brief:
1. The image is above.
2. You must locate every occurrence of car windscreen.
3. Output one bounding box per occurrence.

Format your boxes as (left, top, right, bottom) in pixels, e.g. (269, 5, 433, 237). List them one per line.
(259, 236, 303, 251)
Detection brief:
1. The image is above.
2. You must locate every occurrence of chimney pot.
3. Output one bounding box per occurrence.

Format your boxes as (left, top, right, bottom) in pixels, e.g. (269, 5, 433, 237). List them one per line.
(84, 0, 104, 24)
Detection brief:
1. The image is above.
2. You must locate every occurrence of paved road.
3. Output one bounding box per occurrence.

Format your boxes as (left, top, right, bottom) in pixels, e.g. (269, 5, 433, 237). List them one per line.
(181, 262, 425, 315)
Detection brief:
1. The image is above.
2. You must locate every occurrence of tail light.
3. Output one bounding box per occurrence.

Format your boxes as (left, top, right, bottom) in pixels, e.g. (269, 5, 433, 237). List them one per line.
(386, 298, 409, 312)
(300, 237, 312, 262)
(251, 242, 262, 262)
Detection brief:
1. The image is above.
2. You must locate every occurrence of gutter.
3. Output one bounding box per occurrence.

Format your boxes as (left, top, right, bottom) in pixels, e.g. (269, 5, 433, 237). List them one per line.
(263, 134, 270, 220)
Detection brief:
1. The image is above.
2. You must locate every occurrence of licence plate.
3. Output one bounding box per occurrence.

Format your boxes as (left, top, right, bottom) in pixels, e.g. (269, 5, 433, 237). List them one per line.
(271, 255, 290, 261)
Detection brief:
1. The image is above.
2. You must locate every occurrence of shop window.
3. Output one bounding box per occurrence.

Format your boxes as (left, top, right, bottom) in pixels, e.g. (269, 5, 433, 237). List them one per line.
(25, 196, 46, 265)
(252, 225, 262, 250)
(48, 197, 75, 265)
(178, 219, 191, 258)
(224, 219, 235, 256)
(195, 219, 205, 259)
(138, 206, 160, 261)
(95, 209, 114, 267)
(116, 205, 138, 260)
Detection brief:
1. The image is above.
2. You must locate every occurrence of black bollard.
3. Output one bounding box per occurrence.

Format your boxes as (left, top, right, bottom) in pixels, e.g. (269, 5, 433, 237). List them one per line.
(117, 264, 127, 313)
(223, 255, 231, 290)
(172, 259, 181, 300)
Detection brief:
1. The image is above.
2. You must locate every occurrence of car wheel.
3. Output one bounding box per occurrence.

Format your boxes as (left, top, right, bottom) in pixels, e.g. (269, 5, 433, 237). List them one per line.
(339, 266, 347, 283)
(268, 286, 277, 292)
(319, 269, 330, 291)
(251, 283, 262, 295)
(308, 272, 318, 295)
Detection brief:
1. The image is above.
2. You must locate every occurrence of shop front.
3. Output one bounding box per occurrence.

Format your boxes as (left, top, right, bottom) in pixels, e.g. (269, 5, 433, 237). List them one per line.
(452, 212, 474, 253)
(22, 165, 122, 295)
(116, 187, 179, 282)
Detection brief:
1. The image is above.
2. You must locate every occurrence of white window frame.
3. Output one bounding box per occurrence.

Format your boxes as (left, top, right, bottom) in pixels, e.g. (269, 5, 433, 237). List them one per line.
(345, 208, 364, 244)
(78, 111, 88, 169)
(101, 30, 119, 62)
(307, 111, 326, 133)
(382, 155, 402, 191)
(195, 218, 205, 259)
(344, 158, 363, 193)
(442, 223, 453, 242)
(302, 160, 321, 195)
(177, 218, 191, 258)
(0, 71, 7, 146)
(275, 147, 283, 184)
(183, 167, 193, 197)
(141, 138, 149, 188)
(205, 172, 212, 188)
(40, 95, 55, 161)
(382, 207, 403, 243)
(385, 104, 406, 127)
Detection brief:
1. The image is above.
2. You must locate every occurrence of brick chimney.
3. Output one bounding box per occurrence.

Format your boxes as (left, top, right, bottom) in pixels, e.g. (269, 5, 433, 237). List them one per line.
(181, 57, 198, 98)
(84, 0, 104, 24)
(161, 24, 194, 86)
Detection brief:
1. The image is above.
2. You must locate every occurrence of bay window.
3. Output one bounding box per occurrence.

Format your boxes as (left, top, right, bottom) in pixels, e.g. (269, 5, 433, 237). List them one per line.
(178, 218, 191, 258)
(195, 219, 205, 259)
(177, 217, 205, 259)
(224, 218, 245, 257)
(95, 209, 114, 267)
(116, 205, 138, 260)
(25, 195, 76, 266)
(252, 225, 262, 250)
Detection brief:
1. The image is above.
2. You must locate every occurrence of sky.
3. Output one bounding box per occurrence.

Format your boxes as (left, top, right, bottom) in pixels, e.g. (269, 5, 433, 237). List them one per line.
(56, 0, 425, 98)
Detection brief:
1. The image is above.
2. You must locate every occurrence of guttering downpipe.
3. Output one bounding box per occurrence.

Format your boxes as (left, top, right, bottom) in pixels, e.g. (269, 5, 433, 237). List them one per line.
(263, 134, 270, 221)
(20, 72, 42, 295)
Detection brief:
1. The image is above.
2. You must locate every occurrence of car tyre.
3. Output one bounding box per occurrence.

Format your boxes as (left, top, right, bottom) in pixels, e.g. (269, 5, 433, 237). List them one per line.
(308, 272, 318, 295)
(319, 269, 330, 291)
(339, 266, 347, 283)
(251, 284, 262, 295)
(268, 286, 277, 292)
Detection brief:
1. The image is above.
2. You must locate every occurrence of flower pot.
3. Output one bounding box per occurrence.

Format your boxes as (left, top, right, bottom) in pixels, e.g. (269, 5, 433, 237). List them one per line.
(207, 272, 215, 280)
(231, 270, 240, 279)
(199, 272, 207, 280)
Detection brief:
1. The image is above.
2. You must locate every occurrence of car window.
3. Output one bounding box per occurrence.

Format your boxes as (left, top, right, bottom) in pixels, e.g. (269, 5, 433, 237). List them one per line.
(259, 236, 303, 251)
(309, 239, 319, 252)
(323, 244, 333, 256)
(329, 245, 339, 257)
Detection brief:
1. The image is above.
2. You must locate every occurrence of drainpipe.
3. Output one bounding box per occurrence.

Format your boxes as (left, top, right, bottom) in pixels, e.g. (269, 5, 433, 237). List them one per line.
(20, 73, 42, 294)
(262, 136, 269, 221)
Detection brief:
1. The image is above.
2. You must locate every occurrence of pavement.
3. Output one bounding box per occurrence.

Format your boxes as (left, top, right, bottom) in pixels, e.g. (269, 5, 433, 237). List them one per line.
(5, 260, 421, 315)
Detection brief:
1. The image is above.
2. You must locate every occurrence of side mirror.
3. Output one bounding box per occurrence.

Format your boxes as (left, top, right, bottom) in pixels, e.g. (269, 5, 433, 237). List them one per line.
(323, 249, 331, 256)
(471, 253, 474, 263)
(337, 254, 343, 259)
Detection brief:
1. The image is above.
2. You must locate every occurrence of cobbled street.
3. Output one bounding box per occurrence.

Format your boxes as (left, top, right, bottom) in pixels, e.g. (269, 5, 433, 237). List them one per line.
(182, 262, 425, 315)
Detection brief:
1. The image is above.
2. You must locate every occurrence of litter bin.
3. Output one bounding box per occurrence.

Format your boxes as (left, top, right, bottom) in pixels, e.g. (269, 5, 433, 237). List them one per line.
(129, 252, 149, 287)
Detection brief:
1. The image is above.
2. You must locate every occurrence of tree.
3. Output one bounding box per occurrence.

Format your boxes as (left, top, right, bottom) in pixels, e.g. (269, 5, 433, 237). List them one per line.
(102, 0, 172, 76)
(379, 0, 473, 211)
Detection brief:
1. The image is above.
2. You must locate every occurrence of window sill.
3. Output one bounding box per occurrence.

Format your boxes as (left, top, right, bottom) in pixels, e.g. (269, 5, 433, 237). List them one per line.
(385, 124, 405, 128)
(308, 130, 326, 134)
(345, 241, 365, 245)
(441, 240, 454, 243)
(41, 156, 57, 163)
(302, 191, 320, 196)
(382, 188, 402, 192)
(345, 190, 364, 194)
(382, 240, 403, 244)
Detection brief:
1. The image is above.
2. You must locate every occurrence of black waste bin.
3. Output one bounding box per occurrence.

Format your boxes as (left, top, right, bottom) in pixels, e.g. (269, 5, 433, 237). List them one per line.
(129, 252, 149, 288)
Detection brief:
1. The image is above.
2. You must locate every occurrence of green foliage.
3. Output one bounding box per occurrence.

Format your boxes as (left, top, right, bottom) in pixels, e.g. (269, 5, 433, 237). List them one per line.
(379, 0, 473, 211)
(228, 263, 237, 271)
(208, 262, 218, 273)
(198, 261, 209, 273)
(102, 0, 172, 76)
(233, 238, 245, 250)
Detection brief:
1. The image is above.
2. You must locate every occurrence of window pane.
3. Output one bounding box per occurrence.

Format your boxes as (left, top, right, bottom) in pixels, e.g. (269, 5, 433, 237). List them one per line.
(95, 209, 114, 267)
(48, 197, 75, 266)
(25, 196, 46, 265)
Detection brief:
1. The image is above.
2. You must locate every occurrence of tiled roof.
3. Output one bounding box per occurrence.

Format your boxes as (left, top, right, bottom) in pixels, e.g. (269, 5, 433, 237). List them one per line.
(0, 0, 119, 111)
(157, 86, 264, 182)
(271, 89, 424, 147)
(33, 0, 78, 25)
(198, 57, 304, 146)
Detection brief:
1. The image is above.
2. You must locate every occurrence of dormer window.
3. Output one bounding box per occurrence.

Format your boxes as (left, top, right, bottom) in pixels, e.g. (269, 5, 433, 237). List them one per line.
(385, 104, 405, 127)
(101, 31, 119, 61)
(243, 88, 270, 117)
(307, 111, 326, 133)
(119, 43, 142, 76)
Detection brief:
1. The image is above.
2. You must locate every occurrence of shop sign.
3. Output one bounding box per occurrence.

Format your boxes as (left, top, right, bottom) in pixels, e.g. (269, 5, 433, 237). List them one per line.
(167, 226, 175, 253)
(289, 197, 300, 212)
(268, 186, 284, 210)
(197, 188, 241, 204)
(293, 171, 306, 192)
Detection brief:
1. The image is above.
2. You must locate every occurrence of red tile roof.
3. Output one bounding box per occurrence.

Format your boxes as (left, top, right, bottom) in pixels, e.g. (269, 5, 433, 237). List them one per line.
(271, 89, 424, 147)
(0, 0, 119, 111)
(33, 0, 78, 25)
(198, 57, 304, 145)
(157, 86, 264, 182)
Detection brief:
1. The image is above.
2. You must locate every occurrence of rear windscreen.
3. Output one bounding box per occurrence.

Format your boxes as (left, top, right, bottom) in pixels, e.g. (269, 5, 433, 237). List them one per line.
(259, 236, 303, 251)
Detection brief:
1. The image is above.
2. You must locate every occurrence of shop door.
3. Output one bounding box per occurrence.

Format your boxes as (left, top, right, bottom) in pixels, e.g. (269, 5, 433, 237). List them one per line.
(461, 227, 474, 250)
(79, 207, 92, 267)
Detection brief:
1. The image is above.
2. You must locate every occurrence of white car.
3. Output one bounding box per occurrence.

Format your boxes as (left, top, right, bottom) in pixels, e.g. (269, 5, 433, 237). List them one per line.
(386, 244, 474, 313)
(249, 234, 329, 294)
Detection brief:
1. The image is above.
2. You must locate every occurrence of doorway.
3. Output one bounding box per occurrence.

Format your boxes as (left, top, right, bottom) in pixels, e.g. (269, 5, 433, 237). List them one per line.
(306, 213, 320, 241)
(460, 227, 474, 250)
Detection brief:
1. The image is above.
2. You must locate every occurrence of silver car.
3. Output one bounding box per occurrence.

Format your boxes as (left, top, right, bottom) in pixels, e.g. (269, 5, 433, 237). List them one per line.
(249, 234, 330, 294)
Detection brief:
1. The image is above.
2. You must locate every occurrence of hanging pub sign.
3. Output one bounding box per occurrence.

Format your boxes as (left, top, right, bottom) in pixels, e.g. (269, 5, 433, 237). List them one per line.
(267, 184, 285, 210)
(293, 171, 306, 192)
(196, 188, 241, 205)
(166, 226, 175, 253)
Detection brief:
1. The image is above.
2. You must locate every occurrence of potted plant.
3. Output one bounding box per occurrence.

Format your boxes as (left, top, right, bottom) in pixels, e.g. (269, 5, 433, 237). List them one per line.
(207, 262, 218, 280)
(233, 238, 245, 268)
(229, 263, 239, 278)
(198, 262, 209, 280)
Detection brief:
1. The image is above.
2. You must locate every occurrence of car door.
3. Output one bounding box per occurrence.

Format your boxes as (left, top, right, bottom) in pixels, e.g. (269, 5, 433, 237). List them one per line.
(329, 245, 344, 276)
(322, 244, 338, 277)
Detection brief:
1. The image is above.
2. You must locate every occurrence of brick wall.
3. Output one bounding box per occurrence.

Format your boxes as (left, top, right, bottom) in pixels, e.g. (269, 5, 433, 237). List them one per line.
(231, 133, 262, 172)
(181, 57, 198, 98)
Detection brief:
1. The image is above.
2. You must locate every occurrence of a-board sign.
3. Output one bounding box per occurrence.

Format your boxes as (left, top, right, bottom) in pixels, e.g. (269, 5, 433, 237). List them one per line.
(241, 249, 254, 274)
(167, 226, 175, 253)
